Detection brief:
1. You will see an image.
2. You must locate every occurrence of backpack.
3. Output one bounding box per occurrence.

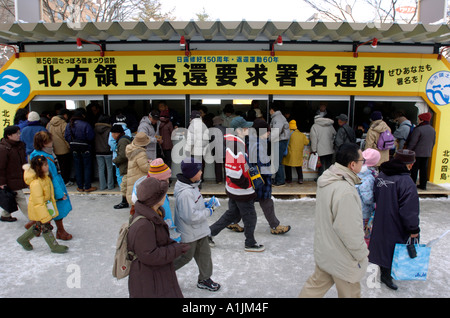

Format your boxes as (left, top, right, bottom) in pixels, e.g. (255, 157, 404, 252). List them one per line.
(377, 130, 395, 150)
(112, 215, 147, 279)
(403, 123, 415, 147)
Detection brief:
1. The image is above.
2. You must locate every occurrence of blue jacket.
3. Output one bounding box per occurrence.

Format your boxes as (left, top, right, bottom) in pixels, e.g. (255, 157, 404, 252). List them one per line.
(356, 166, 378, 220)
(20, 122, 47, 156)
(30, 149, 72, 220)
(64, 119, 95, 146)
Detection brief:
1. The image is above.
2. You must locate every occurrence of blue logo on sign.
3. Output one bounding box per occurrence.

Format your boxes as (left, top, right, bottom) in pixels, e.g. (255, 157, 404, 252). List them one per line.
(426, 70, 450, 106)
(0, 69, 31, 104)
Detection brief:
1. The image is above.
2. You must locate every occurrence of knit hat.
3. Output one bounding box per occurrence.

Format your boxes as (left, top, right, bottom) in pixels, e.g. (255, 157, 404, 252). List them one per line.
(181, 156, 202, 179)
(370, 111, 383, 121)
(132, 132, 151, 147)
(418, 112, 432, 122)
(362, 148, 381, 167)
(136, 177, 168, 207)
(27, 111, 40, 122)
(110, 124, 124, 134)
(148, 158, 171, 180)
(289, 120, 297, 130)
(394, 149, 416, 164)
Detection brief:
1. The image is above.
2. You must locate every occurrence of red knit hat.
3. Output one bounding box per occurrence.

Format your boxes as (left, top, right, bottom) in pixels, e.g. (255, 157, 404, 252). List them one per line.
(418, 112, 432, 122)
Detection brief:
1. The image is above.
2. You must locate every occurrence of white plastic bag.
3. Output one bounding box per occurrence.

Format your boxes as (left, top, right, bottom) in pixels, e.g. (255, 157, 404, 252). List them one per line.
(308, 153, 318, 171)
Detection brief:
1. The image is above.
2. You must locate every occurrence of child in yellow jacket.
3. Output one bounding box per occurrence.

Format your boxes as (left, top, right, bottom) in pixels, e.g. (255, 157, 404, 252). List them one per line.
(17, 155, 68, 253)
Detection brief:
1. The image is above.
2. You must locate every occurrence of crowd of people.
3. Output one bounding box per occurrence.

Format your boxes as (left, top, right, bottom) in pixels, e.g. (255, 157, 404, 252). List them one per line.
(0, 99, 437, 298)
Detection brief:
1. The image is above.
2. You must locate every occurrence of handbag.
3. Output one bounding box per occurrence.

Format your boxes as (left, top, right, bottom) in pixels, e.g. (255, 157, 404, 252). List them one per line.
(0, 186, 18, 213)
(307, 153, 319, 171)
(248, 165, 265, 189)
(391, 238, 431, 281)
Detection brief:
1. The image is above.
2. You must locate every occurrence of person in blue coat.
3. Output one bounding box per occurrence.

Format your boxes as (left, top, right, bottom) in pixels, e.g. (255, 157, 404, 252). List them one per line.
(64, 108, 96, 192)
(369, 149, 420, 291)
(20, 111, 47, 158)
(30, 131, 73, 240)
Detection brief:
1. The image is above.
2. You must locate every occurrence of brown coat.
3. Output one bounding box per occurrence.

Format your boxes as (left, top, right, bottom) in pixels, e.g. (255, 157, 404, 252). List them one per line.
(0, 138, 27, 190)
(364, 119, 391, 166)
(127, 201, 185, 298)
(125, 143, 150, 204)
(46, 115, 70, 155)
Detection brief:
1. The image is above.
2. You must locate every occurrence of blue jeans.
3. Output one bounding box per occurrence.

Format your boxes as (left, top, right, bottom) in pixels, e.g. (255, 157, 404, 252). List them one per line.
(96, 154, 114, 190)
(72, 150, 92, 190)
(274, 139, 288, 185)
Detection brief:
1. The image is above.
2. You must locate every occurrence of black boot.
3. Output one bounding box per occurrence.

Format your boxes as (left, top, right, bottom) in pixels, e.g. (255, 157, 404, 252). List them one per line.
(380, 266, 398, 290)
(114, 196, 129, 209)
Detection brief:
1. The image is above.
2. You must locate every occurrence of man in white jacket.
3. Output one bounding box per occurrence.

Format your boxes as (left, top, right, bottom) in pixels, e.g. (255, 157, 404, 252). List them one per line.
(299, 143, 369, 298)
(310, 115, 336, 177)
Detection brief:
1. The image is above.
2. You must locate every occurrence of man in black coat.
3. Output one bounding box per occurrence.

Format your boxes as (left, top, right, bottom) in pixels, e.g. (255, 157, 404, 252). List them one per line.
(369, 149, 420, 290)
(405, 112, 436, 190)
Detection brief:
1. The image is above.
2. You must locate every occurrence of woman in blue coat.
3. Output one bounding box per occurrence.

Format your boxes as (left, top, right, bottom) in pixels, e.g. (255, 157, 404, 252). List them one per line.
(369, 149, 420, 290)
(30, 131, 73, 240)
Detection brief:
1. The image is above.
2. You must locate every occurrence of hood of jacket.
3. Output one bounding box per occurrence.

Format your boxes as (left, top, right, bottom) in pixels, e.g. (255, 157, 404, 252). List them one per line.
(370, 119, 390, 133)
(314, 117, 334, 127)
(318, 163, 361, 188)
(173, 173, 200, 195)
(47, 115, 66, 128)
(94, 122, 111, 134)
(139, 115, 152, 126)
(23, 164, 39, 186)
(125, 142, 146, 161)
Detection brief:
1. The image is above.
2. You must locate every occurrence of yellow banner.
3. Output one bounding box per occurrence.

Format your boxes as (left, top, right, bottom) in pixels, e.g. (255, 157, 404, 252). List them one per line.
(0, 51, 447, 97)
(1, 50, 450, 184)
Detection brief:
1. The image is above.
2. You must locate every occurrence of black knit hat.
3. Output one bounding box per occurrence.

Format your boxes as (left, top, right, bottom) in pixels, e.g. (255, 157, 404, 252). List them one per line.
(181, 156, 202, 179)
(110, 124, 124, 134)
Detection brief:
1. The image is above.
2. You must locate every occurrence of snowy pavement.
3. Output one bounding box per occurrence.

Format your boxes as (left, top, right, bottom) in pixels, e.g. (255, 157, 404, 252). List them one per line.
(1, 194, 449, 298)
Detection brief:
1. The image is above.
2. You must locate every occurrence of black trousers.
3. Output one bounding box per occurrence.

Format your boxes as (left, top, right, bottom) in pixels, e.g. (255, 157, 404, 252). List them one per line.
(410, 157, 429, 189)
(210, 199, 257, 247)
(285, 166, 303, 182)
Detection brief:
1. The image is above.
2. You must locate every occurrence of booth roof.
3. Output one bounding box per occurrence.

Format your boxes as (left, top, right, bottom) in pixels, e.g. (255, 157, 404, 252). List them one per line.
(0, 20, 449, 46)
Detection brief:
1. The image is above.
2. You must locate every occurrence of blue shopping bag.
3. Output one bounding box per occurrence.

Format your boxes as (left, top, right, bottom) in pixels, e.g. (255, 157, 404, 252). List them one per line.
(391, 239, 431, 281)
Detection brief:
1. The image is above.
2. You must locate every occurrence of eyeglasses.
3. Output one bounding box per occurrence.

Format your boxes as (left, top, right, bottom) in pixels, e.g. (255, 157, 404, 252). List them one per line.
(356, 158, 366, 164)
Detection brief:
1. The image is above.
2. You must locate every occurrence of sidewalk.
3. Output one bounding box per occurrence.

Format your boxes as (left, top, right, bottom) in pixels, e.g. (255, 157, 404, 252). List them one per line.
(1, 194, 449, 298)
(61, 180, 450, 198)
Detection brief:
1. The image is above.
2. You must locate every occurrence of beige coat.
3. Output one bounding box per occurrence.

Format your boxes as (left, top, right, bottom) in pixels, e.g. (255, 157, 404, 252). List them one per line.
(314, 163, 369, 283)
(364, 119, 391, 166)
(46, 115, 70, 155)
(282, 129, 308, 167)
(125, 142, 150, 204)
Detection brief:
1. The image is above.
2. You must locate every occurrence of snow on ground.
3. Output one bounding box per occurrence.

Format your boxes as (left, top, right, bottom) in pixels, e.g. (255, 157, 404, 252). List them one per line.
(1, 194, 449, 298)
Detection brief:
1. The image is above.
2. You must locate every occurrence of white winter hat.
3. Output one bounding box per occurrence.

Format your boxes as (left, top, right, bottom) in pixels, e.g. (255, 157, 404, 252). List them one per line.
(27, 111, 40, 122)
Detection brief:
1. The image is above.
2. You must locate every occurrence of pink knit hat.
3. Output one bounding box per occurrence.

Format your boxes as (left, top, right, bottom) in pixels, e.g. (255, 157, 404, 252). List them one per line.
(362, 148, 381, 167)
(147, 158, 171, 180)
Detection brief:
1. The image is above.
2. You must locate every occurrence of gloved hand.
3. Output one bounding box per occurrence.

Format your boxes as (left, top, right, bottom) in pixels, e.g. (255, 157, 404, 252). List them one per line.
(205, 196, 220, 209)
